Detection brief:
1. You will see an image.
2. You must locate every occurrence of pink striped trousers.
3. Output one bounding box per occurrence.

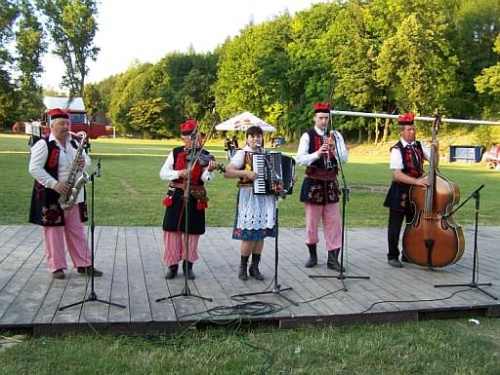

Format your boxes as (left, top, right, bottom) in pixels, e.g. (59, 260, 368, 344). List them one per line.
(42, 205, 91, 273)
(163, 231, 199, 266)
(304, 202, 342, 250)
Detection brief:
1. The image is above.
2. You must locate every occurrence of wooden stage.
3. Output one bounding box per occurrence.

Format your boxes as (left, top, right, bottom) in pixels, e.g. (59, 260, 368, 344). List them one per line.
(1, 225, 499, 336)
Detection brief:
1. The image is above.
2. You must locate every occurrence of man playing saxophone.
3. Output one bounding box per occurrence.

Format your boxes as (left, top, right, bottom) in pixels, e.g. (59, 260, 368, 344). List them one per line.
(28, 108, 103, 280)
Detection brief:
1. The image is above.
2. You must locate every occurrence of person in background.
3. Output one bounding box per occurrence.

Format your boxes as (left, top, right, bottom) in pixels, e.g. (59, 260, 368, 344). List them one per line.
(232, 134, 239, 151)
(28, 108, 102, 279)
(223, 126, 274, 281)
(296, 102, 348, 272)
(383, 113, 438, 268)
(160, 119, 217, 280)
(224, 136, 235, 160)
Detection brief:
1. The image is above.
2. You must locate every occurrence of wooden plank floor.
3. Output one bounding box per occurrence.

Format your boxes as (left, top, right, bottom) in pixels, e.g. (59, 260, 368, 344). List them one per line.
(1, 225, 499, 335)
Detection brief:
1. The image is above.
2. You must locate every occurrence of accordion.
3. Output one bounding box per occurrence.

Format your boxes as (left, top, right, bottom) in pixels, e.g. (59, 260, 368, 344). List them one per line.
(252, 152, 295, 196)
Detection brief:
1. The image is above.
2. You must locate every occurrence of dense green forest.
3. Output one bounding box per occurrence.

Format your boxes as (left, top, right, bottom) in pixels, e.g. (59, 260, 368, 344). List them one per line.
(2, 0, 500, 144)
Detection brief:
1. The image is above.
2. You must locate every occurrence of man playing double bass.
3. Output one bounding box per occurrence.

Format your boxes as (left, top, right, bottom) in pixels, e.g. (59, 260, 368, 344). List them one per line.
(384, 113, 439, 268)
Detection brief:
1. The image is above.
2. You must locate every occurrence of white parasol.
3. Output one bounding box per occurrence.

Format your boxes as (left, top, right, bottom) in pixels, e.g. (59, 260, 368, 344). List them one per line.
(215, 111, 276, 132)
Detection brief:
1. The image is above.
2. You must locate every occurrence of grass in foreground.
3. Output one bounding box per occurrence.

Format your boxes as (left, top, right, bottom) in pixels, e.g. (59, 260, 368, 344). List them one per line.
(1, 318, 499, 375)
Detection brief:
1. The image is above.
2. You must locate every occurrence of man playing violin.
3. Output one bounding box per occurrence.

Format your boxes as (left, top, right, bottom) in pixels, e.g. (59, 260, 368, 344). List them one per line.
(159, 119, 217, 280)
(384, 113, 439, 268)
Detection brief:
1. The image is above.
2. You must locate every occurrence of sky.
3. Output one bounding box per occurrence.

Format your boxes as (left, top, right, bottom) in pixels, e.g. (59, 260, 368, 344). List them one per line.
(41, 0, 325, 90)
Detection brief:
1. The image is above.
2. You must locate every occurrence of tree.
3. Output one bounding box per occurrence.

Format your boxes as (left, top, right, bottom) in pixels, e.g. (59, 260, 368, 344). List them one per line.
(375, 13, 458, 117)
(107, 62, 154, 135)
(83, 82, 101, 119)
(216, 16, 294, 137)
(475, 34, 500, 116)
(442, 0, 500, 117)
(14, 0, 47, 120)
(128, 97, 170, 139)
(285, 2, 341, 139)
(37, 0, 99, 96)
(326, 2, 384, 143)
(0, 0, 19, 125)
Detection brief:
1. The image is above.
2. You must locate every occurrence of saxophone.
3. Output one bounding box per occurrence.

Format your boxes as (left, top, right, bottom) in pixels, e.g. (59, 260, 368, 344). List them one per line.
(58, 131, 90, 210)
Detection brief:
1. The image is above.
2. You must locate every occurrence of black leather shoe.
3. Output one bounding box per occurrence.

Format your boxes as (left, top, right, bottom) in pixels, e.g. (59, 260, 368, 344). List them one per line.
(238, 255, 249, 280)
(165, 264, 178, 280)
(305, 244, 318, 268)
(77, 266, 103, 277)
(327, 249, 345, 272)
(388, 259, 403, 268)
(52, 269, 65, 279)
(249, 254, 264, 280)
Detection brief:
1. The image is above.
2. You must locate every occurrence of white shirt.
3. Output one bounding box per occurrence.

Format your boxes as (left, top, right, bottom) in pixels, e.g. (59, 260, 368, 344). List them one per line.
(229, 144, 255, 169)
(390, 138, 431, 170)
(159, 149, 214, 182)
(296, 126, 348, 166)
(28, 134, 90, 203)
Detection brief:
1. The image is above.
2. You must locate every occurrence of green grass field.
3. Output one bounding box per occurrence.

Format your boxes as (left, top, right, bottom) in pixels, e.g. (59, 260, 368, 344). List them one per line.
(1, 133, 499, 375)
(1, 134, 498, 227)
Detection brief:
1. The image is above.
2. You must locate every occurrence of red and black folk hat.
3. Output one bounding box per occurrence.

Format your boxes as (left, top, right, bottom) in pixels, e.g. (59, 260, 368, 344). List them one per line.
(397, 113, 415, 125)
(48, 108, 69, 120)
(180, 119, 197, 136)
(314, 102, 331, 114)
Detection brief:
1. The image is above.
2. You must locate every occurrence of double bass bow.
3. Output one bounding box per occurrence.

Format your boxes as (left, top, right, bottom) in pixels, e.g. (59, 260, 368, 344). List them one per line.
(402, 109, 465, 267)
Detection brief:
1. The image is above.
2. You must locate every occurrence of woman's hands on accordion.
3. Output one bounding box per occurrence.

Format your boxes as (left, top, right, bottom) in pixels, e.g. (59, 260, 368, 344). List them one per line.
(244, 171, 259, 181)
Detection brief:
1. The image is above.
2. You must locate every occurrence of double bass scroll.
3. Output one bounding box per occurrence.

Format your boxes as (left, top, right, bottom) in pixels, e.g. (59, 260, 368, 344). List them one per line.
(402, 109, 465, 267)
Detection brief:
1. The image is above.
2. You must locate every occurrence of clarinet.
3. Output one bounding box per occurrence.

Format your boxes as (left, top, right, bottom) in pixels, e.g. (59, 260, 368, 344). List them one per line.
(323, 130, 334, 171)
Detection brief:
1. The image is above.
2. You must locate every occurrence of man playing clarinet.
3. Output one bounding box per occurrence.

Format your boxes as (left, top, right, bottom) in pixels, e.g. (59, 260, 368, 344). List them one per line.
(296, 102, 348, 272)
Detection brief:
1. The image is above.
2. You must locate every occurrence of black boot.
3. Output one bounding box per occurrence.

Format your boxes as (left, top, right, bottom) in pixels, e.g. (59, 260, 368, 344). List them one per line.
(305, 244, 317, 268)
(183, 260, 195, 280)
(249, 254, 264, 280)
(165, 264, 178, 279)
(327, 248, 345, 272)
(238, 255, 249, 281)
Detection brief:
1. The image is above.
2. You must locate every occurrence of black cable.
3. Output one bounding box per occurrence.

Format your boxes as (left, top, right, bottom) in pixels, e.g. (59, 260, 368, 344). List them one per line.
(359, 288, 472, 314)
(178, 300, 283, 319)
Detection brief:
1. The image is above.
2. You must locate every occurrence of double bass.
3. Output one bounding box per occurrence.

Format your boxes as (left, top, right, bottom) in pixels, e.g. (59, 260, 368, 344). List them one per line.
(403, 110, 465, 267)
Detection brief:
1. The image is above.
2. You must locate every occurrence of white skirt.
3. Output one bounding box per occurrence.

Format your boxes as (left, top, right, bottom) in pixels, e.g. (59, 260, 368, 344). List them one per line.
(235, 187, 276, 230)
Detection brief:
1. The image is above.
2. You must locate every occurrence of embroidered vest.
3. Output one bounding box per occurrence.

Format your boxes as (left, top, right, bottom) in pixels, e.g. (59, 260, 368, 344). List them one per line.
(29, 138, 88, 226)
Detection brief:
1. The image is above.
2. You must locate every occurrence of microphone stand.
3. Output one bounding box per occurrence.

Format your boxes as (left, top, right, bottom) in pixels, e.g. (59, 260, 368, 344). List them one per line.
(309, 111, 370, 291)
(231, 154, 297, 305)
(157, 128, 213, 303)
(434, 184, 496, 300)
(60, 158, 126, 310)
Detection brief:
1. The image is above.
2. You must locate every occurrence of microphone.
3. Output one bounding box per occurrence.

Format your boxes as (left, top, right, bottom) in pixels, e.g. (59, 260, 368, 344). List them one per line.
(96, 157, 101, 178)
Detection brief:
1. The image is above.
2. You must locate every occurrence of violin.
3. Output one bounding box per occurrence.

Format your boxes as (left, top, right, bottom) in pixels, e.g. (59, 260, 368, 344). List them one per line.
(185, 148, 226, 172)
(185, 148, 215, 165)
(402, 109, 465, 267)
